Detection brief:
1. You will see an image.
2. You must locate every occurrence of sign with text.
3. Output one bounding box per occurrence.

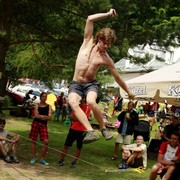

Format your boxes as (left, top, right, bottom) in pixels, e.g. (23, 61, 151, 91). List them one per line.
(168, 85, 180, 96)
(129, 86, 147, 96)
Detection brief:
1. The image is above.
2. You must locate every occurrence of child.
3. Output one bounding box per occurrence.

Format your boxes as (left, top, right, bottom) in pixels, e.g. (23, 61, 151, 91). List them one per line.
(58, 97, 92, 168)
(102, 106, 113, 127)
(0, 117, 20, 163)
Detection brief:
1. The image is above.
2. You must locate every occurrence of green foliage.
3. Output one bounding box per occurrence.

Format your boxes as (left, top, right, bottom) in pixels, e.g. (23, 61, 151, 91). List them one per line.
(130, 53, 154, 65)
(3, 96, 12, 107)
(0, 0, 179, 90)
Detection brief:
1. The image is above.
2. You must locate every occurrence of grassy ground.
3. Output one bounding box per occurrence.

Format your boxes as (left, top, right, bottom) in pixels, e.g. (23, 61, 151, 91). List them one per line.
(1, 109, 160, 180)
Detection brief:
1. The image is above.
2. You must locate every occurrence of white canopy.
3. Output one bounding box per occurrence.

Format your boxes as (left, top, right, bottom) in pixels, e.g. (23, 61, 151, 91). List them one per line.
(120, 63, 180, 106)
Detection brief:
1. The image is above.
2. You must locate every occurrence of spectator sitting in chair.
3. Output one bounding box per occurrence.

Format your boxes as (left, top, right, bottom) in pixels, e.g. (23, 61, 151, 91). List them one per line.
(0, 117, 20, 163)
(149, 132, 180, 180)
(118, 135, 147, 169)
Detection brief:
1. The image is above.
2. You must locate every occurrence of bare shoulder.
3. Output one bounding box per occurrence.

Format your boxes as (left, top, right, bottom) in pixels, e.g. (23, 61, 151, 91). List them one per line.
(48, 104, 52, 109)
(103, 52, 115, 67)
(34, 103, 39, 109)
(80, 37, 94, 50)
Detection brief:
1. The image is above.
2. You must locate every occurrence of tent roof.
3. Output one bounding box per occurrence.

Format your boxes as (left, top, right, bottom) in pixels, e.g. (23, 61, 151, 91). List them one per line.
(127, 63, 180, 84)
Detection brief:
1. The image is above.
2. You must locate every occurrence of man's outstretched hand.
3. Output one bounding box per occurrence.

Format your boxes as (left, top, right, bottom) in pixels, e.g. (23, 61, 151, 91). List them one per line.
(109, 9, 116, 17)
(128, 93, 135, 100)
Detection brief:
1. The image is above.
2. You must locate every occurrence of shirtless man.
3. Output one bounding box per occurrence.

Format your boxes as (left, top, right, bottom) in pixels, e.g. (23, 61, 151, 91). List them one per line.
(68, 8, 134, 143)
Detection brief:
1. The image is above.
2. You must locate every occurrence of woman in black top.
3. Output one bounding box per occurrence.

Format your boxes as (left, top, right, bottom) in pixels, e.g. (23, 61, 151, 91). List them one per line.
(29, 92, 52, 165)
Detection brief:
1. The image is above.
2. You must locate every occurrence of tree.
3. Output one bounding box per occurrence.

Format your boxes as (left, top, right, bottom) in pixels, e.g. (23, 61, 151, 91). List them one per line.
(0, 0, 179, 104)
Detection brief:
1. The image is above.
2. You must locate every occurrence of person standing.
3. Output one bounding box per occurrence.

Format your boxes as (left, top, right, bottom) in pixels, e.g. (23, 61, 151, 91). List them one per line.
(68, 8, 134, 144)
(29, 92, 52, 165)
(54, 92, 66, 122)
(112, 95, 123, 117)
(58, 97, 91, 168)
(110, 101, 139, 160)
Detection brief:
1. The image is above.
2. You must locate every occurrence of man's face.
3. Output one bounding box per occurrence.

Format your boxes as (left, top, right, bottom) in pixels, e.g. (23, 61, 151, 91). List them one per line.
(170, 134, 179, 147)
(171, 116, 178, 125)
(128, 103, 134, 111)
(136, 136, 143, 145)
(98, 39, 111, 52)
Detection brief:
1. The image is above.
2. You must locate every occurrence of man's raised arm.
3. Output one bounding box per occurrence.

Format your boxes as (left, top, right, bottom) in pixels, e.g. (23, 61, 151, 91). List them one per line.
(84, 9, 116, 41)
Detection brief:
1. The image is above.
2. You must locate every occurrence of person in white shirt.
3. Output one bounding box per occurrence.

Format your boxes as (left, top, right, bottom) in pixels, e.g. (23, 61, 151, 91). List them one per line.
(149, 132, 180, 180)
(118, 135, 147, 169)
(0, 117, 20, 163)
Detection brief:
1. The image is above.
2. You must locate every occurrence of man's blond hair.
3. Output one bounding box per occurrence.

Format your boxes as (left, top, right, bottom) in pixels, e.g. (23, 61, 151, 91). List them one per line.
(95, 27, 117, 44)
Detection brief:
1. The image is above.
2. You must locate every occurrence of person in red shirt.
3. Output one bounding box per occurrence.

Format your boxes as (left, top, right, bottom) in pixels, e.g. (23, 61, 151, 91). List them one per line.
(58, 97, 91, 168)
(54, 92, 67, 121)
(149, 132, 180, 180)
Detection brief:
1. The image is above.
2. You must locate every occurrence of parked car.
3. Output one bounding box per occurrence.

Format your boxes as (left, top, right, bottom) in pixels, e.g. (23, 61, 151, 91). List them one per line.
(101, 95, 114, 103)
(7, 87, 41, 106)
(6, 90, 24, 106)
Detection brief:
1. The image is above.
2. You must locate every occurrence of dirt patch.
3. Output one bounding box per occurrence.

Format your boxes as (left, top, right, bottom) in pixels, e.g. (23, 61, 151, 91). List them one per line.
(0, 160, 78, 180)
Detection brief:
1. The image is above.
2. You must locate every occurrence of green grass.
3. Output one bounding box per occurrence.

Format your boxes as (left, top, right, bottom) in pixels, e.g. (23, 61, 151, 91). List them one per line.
(2, 109, 160, 180)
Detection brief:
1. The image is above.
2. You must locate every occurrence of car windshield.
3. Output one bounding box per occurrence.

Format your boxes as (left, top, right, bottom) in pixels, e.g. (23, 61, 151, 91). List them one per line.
(32, 91, 41, 96)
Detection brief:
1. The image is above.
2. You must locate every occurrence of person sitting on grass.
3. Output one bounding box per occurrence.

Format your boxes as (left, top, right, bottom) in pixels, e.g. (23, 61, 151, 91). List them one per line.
(0, 117, 20, 163)
(102, 106, 113, 127)
(118, 135, 147, 169)
(58, 97, 91, 168)
(149, 132, 180, 180)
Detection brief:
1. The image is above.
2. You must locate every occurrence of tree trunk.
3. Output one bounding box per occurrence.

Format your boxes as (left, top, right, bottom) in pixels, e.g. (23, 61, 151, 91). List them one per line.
(0, 0, 13, 113)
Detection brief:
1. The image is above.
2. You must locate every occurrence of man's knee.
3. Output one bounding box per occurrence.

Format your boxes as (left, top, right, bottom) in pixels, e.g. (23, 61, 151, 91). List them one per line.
(86, 99, 97, 108)
(68, 99, 80, 110)
(131, 152, 139, 158)
(122, 149, 131, 159)
(152, 163, 161, 173)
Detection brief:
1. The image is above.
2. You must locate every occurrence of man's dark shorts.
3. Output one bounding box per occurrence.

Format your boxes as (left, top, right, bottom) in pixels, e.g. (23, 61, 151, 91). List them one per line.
(64, 128, 86, 149)
(130, 157, 143, 168)
(68, 80, 100, 97)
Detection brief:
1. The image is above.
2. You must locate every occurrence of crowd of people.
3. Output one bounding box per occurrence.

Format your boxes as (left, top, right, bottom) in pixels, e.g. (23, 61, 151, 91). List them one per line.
(1, 93, 180, 180)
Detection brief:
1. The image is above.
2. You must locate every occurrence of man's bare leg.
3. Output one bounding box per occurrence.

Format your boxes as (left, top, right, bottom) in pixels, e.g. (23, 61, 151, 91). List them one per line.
(126, 152, 138, 166)
(162, 166, 175, 180)
(86, 91, 113, 140)
(68, 93, 93, 130)
(68, 93, 100, 143)
(149, 163, 161, 180)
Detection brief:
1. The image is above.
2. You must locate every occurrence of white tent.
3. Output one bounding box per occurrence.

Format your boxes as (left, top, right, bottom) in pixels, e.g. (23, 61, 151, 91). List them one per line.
(120, 63, 180, 106)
